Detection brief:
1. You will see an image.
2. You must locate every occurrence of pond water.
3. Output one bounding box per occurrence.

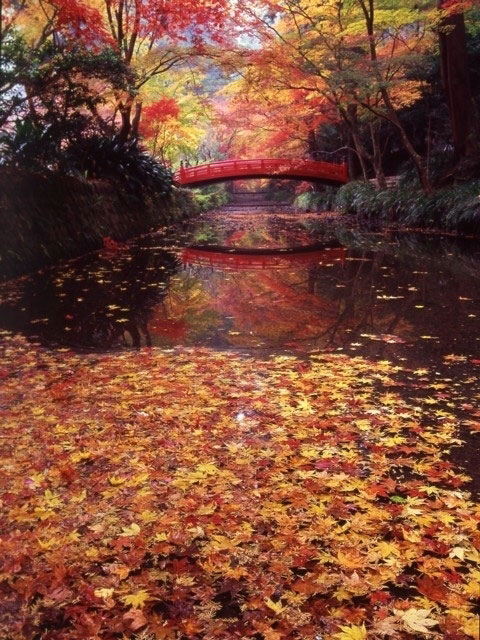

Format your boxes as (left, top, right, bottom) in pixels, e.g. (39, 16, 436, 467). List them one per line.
(1, 211, 479, 490)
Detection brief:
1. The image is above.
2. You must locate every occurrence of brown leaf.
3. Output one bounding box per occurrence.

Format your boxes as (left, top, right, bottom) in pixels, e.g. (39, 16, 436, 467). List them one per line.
(123, 608, 147, 631)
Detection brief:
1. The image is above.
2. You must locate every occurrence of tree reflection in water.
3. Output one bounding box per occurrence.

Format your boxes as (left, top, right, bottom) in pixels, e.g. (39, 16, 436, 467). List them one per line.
(0, 216, 479, 365)
(0, 236, 180, 350)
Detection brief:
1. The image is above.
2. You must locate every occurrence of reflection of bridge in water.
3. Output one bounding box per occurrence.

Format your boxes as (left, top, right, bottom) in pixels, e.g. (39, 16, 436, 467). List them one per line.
(181, 245, 347, 271)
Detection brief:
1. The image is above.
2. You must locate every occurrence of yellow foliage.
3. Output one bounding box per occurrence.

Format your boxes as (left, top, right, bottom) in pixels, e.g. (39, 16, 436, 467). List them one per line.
(334, 623, 368, 640)
(120, 590, 150, 609)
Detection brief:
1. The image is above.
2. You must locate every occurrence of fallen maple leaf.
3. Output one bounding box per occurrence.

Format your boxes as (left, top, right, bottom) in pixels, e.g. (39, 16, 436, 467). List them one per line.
(120, 523, 141, 537)
(396, 608, 438, 633)
(265, 598, 286, 614)
(334, 623, 367, 640)
(121, 589, 150, 609)
(94, 587, 114, 600)
(417, 575, 448, 603)
(123, 607, 147, 630)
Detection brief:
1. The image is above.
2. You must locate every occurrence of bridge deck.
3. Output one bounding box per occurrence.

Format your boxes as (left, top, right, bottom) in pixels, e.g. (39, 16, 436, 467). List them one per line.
(175, 158, 348, 186)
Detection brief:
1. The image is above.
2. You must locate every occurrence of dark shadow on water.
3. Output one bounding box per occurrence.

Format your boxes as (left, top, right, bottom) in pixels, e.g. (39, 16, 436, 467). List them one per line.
(0, 236, 180, 351)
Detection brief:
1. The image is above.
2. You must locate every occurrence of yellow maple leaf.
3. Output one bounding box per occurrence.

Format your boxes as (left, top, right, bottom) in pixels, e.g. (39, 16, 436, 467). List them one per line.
(95, 587, 114, 599)
(187, 525, 205, 539)
(196, 462, 219, 475)
(337, 549, 366, 569)
(265, 598, 286, 614)
(466, 548, 480, 564)
(44, 489, 62, 508)
(63, 530, 80, 544)
(37, 537, 59, 550)
(208, 534, 240, 551)
(121, 589, 150, 609)
(334, 623, 367, 640)
(70, 451, 91, 463)
(109, 475, 127, 486)
(377, 541, 400, 559)
(450, 546, 466, 560)
(139, 510, 157, 523)
(154, 532, 168, 542)
(225, 566, 249, 579)
(33, 507, 55, 521)
(463, 615, 480, 639)
(175, 575, 196, 586)
(70, 489, 87, 503)
(396, 608, 438, 633)
(300, 446, 320, 459)
(120, 523, 140, 537)
(130, 472, 149, 486)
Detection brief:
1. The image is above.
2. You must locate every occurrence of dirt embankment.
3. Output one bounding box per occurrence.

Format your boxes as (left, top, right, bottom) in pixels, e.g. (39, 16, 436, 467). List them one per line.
(0, 169, 195, 280)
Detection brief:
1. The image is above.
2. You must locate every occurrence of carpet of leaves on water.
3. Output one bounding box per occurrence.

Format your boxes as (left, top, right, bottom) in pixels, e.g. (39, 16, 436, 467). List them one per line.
(0, 332, 479, 640)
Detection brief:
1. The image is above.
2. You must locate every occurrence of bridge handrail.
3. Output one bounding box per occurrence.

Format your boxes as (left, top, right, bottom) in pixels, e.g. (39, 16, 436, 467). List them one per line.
(175, 157, 349, 184)
(180, 158, 346, 170)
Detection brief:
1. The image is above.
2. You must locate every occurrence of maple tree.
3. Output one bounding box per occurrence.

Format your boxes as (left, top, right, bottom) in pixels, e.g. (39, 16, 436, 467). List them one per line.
(1, 0, 230, 166)
(95, 0, 229, 142)
(138, 64, 216, 166)
(220, 0, 438, 189)
(1, 0, 107, 48)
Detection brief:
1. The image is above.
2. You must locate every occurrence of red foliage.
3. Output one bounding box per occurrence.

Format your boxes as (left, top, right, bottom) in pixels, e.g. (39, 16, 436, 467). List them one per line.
(102, 236, 122, 252)
(140, 98, 180, 138)
(51, 0, 110, 45)
(104, 0, 228, 44)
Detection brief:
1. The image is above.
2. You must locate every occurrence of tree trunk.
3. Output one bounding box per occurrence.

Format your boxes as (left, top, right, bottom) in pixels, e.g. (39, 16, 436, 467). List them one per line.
(356, 0, 431, 193)
(380, 89, 432, 193)
(437, 1, 479, 161)
(307, 129, 318, 159)
(342, 105, 371, 181)
(370, 120, 386, 189)
(350, 130, 370, 181)
(118, 102, 132, 142)
(131, 100, 142, 139)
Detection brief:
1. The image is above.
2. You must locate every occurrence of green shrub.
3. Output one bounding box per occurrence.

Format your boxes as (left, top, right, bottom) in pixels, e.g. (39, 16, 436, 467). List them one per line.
(192, 186, 230, 212)
(294, 187, 336, 212)
(334, 179, 480, 233)
(299, 175, 480, 234)
(335, 181, 375, 216)
(61, 136, 173, 195)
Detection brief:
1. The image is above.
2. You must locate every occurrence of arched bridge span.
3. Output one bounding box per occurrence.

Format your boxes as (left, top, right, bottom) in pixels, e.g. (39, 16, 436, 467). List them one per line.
(175, 158, 349, 186)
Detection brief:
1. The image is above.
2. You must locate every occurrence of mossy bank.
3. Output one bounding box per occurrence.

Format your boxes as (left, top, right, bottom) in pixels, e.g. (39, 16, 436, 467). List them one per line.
(0, 169, 197, 280)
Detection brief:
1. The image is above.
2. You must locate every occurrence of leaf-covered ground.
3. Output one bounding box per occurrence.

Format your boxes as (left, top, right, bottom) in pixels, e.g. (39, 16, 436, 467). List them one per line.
(0, 331, 479, 639)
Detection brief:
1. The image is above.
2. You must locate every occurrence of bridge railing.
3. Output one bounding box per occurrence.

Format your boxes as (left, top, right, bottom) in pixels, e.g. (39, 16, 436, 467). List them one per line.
(175, 158, 348, 184)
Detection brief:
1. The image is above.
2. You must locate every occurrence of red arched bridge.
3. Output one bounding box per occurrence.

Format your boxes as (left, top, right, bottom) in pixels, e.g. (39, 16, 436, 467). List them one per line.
(175, 158, 349, 186)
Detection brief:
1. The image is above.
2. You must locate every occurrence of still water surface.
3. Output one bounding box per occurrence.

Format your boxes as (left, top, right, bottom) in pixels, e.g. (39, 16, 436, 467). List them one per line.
(1, 211, 479, 488)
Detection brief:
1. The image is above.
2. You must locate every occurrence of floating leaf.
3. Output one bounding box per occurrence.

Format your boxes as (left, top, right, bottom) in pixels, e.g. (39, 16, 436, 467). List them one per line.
(397, 608, 438, 633)
(334, 623, 367, 640)
(121, 589, 150, 609)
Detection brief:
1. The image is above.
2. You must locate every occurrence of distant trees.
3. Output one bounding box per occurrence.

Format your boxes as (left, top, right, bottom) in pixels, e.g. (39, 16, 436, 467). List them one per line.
(218, 0, 480, 190)
(96, 0, 229, 142)
(1, 0, 479, 188)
